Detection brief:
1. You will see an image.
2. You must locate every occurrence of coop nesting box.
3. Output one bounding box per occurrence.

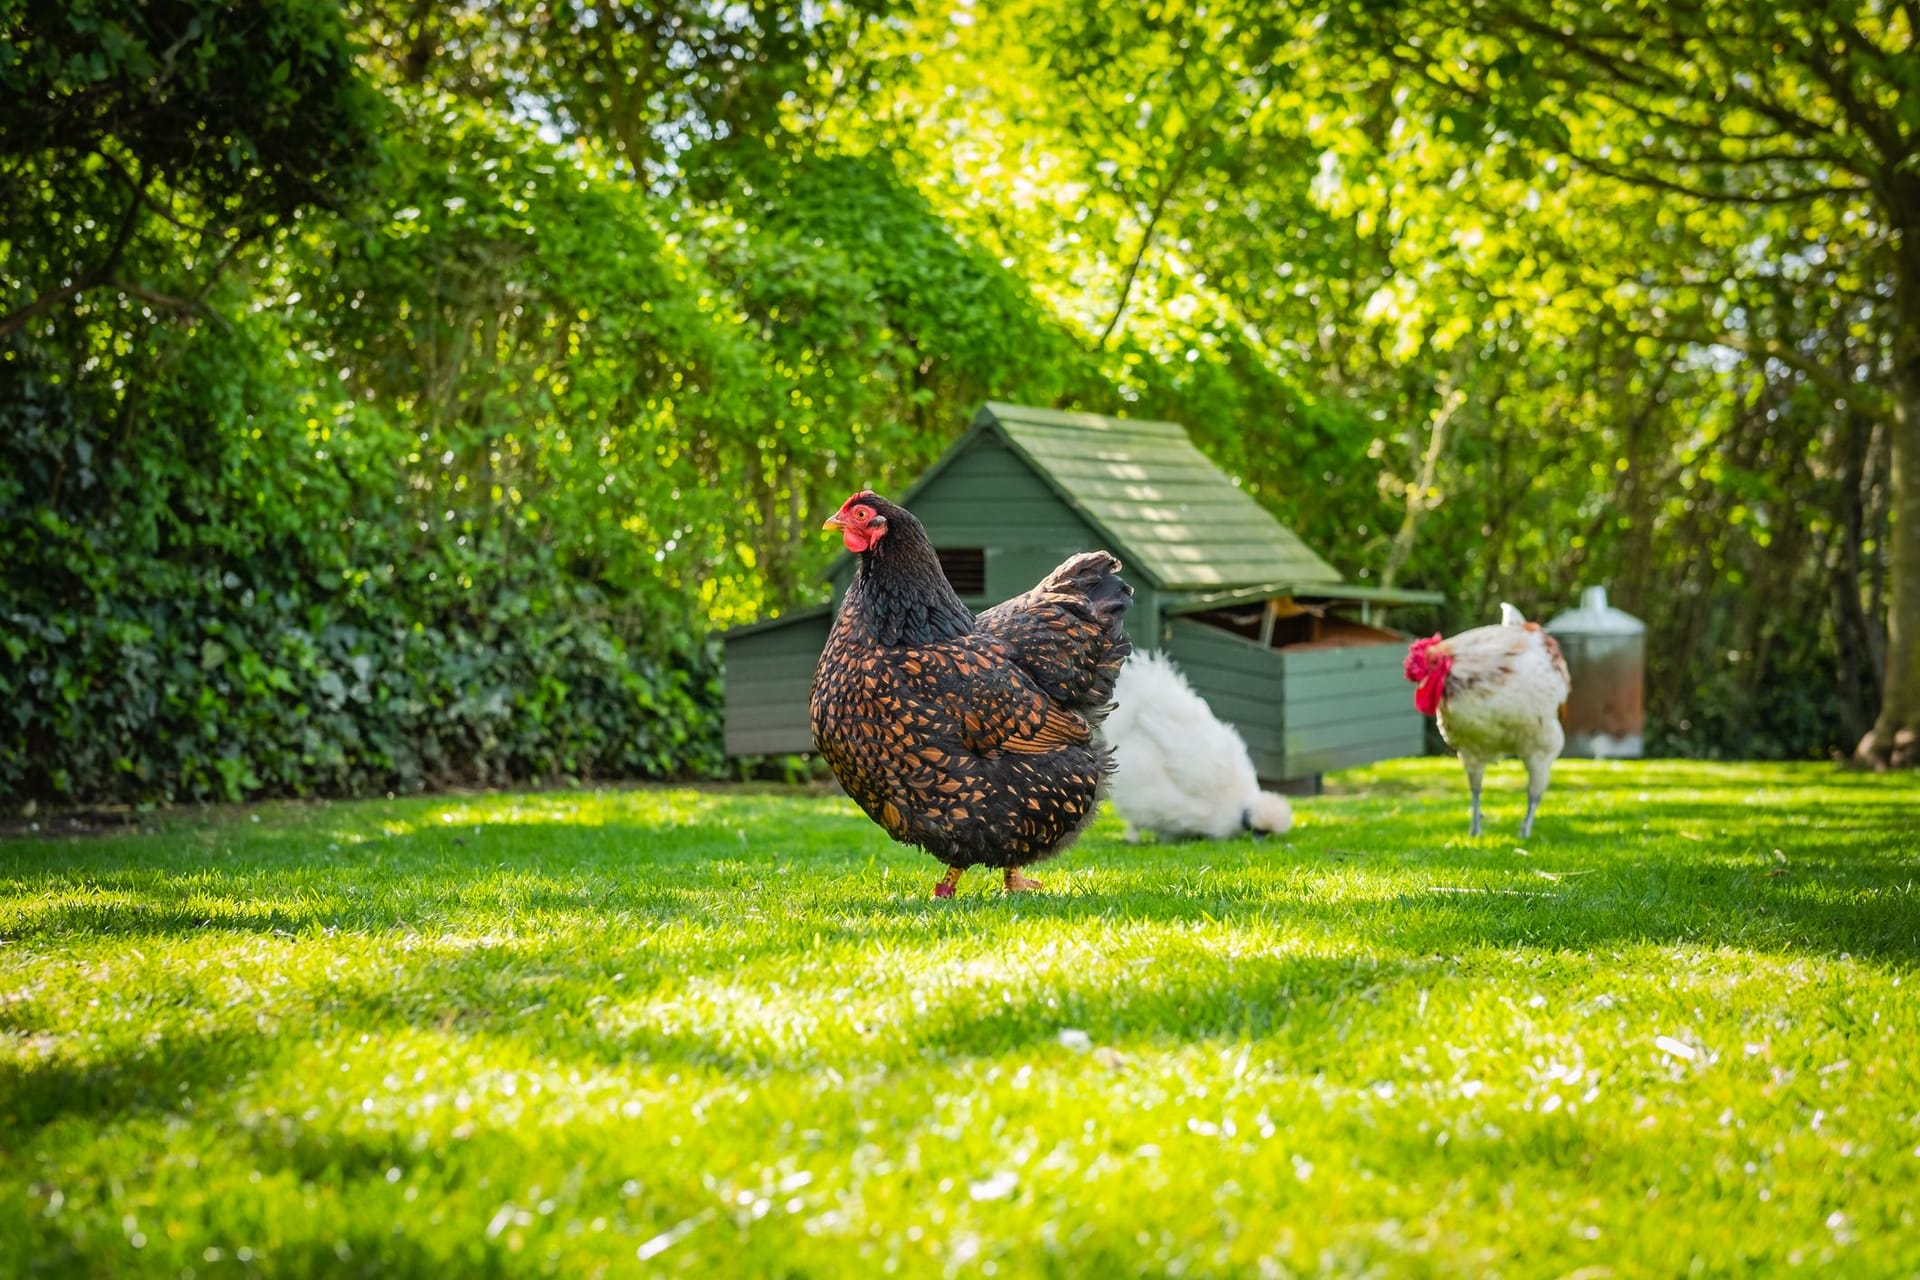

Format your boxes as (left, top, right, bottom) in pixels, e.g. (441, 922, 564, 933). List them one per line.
(721, 403, 1443, 787)
(1546, 586, 1646, 758)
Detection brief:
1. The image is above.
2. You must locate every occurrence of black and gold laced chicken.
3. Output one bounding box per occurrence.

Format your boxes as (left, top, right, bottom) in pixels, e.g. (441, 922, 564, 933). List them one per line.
(809, 490, 1133, 898)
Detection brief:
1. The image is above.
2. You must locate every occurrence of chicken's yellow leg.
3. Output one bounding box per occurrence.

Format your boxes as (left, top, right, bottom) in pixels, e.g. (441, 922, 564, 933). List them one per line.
(933, 866, 963, 899)
(1003, 868, 1043, 893)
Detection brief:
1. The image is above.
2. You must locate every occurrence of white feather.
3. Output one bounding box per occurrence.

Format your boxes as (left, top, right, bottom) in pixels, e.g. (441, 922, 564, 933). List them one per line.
(1105, 651, 1292, 840)
(1435, 618, 1569, 768)
(1499, 601, 1527, 627)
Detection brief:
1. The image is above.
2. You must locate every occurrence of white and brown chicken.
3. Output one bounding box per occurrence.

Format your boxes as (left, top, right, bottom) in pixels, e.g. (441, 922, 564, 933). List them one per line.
(1403, 604, 1571, 838)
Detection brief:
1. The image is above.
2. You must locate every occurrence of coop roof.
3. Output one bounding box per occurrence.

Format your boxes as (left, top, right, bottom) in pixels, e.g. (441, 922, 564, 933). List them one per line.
(1161, 581, 1446, 612)
(894, 402, 1345, 591)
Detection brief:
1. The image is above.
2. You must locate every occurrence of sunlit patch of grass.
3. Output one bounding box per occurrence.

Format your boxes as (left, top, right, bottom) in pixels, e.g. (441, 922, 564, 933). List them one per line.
(2, 760, 1918, 1276)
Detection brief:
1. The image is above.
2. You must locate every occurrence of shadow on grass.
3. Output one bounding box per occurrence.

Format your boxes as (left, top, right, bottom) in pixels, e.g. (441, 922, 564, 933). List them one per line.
(17, 1204, 520, 1280)
(1, 868, 1913, 1144)
(1, 768, 1916, 1119)
(3, 778, 1917, 956)
(1330, 758, 1908, 796)
(1, 923, 1432, 1140)
(0, 1026, 288, 1138)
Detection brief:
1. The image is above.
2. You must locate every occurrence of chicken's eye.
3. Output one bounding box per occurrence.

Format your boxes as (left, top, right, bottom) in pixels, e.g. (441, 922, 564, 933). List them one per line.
(852, 505, 874, 522)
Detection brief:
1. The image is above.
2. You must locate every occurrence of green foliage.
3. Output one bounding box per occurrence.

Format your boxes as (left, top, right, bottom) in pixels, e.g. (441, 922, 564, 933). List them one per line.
(0, 0, 380, 351)
(678, 143, 1096, 599)
(829, 0, 1902, 760)
(0, 7, 1092, 805)
(0, 317, 722, 803)
(0, 0, 377, 212)
(3, 761, 1919, 1274)
(3, 0, 1908, 802)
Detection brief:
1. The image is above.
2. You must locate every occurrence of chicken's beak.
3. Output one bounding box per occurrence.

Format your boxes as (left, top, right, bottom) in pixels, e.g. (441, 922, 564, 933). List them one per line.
(822, 512, 846, 531)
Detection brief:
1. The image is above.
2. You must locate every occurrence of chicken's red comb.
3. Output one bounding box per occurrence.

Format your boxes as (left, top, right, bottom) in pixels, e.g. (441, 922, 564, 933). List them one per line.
(1403, 634, 1445, 682)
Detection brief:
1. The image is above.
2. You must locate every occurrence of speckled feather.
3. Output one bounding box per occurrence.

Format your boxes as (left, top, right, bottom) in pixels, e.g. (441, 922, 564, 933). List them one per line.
(809, 495, 1133, 870)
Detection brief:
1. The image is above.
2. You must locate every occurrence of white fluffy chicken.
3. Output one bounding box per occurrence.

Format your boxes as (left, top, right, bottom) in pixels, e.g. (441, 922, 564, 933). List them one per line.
(1403, 603, 1572, 838)
(1103, 651, 1293, 841)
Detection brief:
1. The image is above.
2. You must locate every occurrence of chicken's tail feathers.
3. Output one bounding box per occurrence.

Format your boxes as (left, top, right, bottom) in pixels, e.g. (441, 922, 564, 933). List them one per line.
(1047, 550, 1136, 703)
(1048, 550, 1135, 629)
(975, 549, 1135, 715)
(1539, 627, 1572, 694)
(1246, 790, 1293, 836)
(1499, 602, 1527, 627)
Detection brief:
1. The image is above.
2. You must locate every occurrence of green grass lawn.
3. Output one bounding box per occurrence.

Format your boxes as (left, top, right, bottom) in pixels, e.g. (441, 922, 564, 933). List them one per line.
(3, 759, 1918, 1278)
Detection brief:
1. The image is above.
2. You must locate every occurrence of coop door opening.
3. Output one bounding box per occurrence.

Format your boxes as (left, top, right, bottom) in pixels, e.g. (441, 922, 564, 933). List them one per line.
(1188, 597, 1404, 651)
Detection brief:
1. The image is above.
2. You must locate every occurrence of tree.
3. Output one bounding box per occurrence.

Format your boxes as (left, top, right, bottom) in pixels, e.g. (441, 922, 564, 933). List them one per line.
(1324, 0, 1918, 763)
(5, 0, 1905, 801)
(812, 0, 1893, 755)
(345, 0, 910, 177)
(0, 0, 378, 341)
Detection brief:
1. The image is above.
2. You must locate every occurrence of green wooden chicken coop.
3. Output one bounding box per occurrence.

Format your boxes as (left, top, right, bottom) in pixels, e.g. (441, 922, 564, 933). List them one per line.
(721, 402, 1441, 787)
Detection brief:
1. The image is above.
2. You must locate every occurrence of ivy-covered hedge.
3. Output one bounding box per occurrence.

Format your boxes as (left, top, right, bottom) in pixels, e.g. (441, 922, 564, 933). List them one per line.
(1, 333, 725, 807)
(1, 573, 721, 805)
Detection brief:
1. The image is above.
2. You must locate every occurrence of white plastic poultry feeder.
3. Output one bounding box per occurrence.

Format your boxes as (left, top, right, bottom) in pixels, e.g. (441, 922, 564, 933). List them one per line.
(1546, 586, 1646, 758)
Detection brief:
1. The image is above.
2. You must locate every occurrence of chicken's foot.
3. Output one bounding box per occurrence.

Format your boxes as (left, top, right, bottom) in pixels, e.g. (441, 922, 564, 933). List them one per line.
(1003, 868, 1043, 893)
(933, 866, 963, 899)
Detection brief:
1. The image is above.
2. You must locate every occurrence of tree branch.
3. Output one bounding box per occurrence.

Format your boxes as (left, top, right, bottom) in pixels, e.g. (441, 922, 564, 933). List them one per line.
(1581, 86, 1807, 144)
(188, 225, 267, 304)
(103, 276, 233, 331)
(1808, 29, 1903, 163)
(1637, 140, 1855, 168)
(1493, 10, 1691, 97)
(1494, 4, 1846, 150)
(1379, 383, 1466, 592)
(1654, 324, 1887, 412)
(1683, 44, 1852, 153)
(400, 0, 438, 84)
(93, 145, 232, 240)
(1095, 123, 1209, 349)
(0, 166, 146, 340)
(1572, 152, 1870, 205)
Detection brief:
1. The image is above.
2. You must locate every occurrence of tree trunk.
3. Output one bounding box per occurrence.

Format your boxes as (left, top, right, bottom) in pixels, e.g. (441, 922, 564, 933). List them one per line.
(1858, 213, 1920, 766)
(1858, 376, 1920, 767)
(1831, 409, 1883, 745)
(400, 0, 437, 84)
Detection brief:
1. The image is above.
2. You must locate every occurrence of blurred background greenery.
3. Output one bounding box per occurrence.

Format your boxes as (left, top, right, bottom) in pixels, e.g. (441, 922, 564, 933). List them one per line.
(4, 0, 1912, 803)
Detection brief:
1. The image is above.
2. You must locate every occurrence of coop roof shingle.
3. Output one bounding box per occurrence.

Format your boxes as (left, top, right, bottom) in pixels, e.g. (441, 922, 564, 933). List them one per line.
(959, 402, 1342, 590)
